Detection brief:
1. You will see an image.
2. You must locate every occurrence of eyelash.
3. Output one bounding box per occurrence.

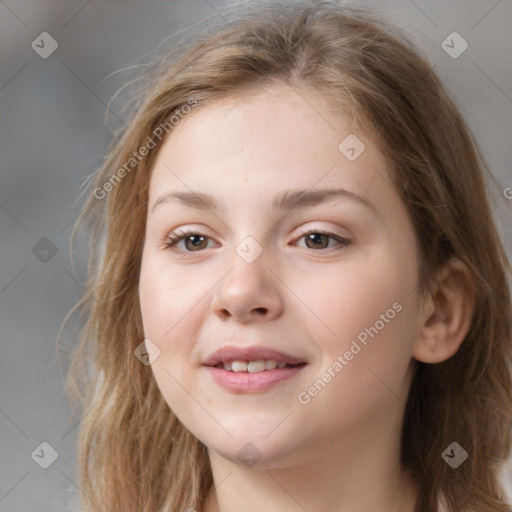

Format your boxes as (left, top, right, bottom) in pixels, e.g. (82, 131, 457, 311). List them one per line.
(163, 228, 351, 253)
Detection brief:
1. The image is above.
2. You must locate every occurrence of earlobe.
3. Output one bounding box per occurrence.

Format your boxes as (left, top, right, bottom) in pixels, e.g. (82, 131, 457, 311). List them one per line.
(413, 258, 475, 364)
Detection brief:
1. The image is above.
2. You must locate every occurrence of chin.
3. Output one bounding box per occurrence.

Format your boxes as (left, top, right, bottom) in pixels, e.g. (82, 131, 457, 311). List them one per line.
(205, 435, 303, 470)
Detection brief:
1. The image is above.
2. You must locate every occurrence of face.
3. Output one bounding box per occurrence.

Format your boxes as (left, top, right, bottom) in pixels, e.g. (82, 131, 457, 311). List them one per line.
(139, 85, 424, 469)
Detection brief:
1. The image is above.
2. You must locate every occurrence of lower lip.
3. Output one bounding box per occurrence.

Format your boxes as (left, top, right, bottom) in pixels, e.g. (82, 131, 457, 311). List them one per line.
(204, 364, 306, 393)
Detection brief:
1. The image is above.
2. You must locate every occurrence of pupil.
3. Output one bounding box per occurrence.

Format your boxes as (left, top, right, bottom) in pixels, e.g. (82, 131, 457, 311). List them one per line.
(187, 235, 205, 250)
(307, 233, 326, 248)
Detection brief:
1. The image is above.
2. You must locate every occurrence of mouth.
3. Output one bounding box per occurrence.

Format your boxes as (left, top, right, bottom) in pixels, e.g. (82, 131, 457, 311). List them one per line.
(211, 360, 307, 373)
(202, 345, 308, 393)
(202, 345, 307, 369)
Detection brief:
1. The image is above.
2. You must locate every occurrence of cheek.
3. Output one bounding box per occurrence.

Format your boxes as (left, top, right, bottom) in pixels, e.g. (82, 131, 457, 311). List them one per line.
(138, 256, 203, 404)
(290, 245, 414, 345)
(139, 254, 206, 341)
(297, 292, 416, 434)
(291, 245, 418, 399)
(139, 257, 208, 421)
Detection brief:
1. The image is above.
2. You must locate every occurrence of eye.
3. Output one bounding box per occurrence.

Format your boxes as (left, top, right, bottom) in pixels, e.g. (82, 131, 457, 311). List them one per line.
(164, 229, 216, 252)
(293, 229, 351, 251)
(163, 228, 351, 253)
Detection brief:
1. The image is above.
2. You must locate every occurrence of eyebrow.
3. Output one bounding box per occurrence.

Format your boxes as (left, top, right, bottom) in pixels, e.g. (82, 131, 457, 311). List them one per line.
(151, 187, 377, 214)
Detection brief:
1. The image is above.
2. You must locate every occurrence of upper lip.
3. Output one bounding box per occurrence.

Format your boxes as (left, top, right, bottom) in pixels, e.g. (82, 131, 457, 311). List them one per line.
(202, 345, 307, 367)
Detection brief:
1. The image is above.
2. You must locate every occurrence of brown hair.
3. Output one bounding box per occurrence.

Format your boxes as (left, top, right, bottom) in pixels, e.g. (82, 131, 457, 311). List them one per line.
(58, 2, 512, 511)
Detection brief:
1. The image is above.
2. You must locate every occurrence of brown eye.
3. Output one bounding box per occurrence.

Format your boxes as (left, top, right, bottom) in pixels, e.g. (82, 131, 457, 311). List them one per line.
(296, 230, 351, 251)
(183, 235, 208, 251)
(304, 233, 330, 249)
(164, 231, 215, 252)
(164, 229, 350, 254)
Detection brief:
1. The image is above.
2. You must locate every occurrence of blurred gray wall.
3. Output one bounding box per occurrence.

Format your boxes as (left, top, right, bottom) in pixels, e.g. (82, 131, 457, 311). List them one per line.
(1, 1, 511, 510)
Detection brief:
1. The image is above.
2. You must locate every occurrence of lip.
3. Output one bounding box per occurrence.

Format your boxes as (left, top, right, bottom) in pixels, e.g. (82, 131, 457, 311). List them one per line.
(202, 345, 306, 367)
(205, 364, 307, 393)
(202, 345, 308, 393)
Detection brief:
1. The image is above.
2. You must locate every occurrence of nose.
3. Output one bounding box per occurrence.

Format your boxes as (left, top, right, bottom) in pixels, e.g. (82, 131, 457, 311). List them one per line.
(211, 247, 284, 323)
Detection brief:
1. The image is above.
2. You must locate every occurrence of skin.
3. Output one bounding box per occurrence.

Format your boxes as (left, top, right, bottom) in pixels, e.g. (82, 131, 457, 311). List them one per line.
(138, 84, 474, 512)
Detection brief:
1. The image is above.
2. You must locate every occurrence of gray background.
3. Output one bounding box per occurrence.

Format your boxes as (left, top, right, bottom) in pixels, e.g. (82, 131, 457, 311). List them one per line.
(1, 0, 511, 510)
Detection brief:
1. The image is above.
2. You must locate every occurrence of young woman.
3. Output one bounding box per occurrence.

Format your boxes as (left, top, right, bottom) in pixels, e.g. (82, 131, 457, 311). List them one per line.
(59, 3, 512, 511)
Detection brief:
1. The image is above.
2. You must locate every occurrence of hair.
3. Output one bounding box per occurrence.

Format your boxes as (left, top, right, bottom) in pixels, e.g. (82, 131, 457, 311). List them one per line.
(57, 2, 512, 511)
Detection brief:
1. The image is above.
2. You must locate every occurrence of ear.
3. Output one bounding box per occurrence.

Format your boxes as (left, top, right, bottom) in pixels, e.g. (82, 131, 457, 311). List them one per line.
(413, 257, 476, 364)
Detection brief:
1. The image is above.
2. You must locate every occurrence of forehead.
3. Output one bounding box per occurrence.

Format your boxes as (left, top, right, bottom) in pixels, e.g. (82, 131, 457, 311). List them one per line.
(147, 86, 393, 215)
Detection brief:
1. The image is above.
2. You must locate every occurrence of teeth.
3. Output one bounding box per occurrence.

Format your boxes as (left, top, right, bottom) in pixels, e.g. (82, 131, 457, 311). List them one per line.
(221, 359, 292, 373)
(231, 361, 248, 372)
(265, 360, 278, 370)
(247, 360, 266, 373)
